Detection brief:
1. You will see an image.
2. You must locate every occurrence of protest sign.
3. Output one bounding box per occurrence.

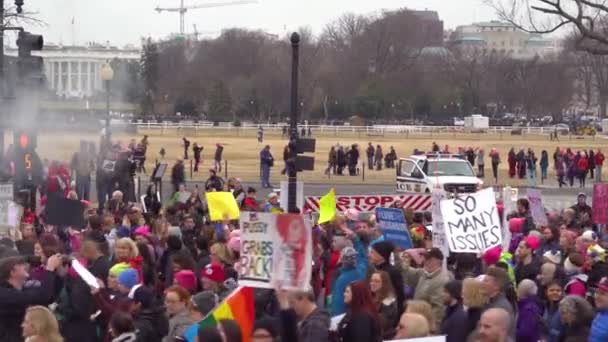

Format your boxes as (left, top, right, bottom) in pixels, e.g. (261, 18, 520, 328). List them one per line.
(527, 189, 548, 226)
(387, 336, 446, 342)
(318, 188, 337, 224)
(376, 208, 412, 249)
(280, 181, 304, 212)
(441, 188, 502, 253)
(431, 189, 448, 256)
(45, 197, 86, 228)
(501, 187, 515, 250)
(593, 183, 608, 224)
(71, 259, 99, 289)
(0, 184, 14, 237)
(239, 212, 312, 290)
(206, 192, 240, 221)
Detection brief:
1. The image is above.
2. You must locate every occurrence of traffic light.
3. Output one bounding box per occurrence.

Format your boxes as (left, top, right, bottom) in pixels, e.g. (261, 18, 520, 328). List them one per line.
(291, 137, 315, 171)
(16, 31, 44, 84)
(13, 131, 42, 188)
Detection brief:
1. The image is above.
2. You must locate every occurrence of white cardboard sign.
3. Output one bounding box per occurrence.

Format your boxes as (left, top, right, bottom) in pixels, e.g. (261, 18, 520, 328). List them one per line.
(440, 188, 502, 253)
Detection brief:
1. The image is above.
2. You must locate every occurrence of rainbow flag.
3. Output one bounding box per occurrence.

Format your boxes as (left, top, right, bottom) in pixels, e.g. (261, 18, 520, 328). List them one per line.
(184, 286, 255, 342)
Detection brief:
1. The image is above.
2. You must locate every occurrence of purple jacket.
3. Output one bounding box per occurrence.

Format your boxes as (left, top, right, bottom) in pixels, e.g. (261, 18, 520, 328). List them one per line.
(517, 296, 542, 342)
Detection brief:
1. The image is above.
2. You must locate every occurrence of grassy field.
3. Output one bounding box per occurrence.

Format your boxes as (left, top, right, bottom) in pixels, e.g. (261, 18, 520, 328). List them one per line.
(17, 128, 607, 187)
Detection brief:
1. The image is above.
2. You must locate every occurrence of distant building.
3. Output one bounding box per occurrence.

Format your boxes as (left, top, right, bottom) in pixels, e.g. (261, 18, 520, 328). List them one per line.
(6, 42, 140, 98)
(448, 21, 558, 59)
(409, 10, 445, 46)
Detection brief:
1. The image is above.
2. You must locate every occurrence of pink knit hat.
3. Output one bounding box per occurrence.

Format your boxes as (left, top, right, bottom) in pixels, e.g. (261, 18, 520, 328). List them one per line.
(525, 235, 540, 251)
(174, 270, 197, 292)
(482, 245, 502, 266)
(134, 226, 151, 238)
(509, 217, 525, 233)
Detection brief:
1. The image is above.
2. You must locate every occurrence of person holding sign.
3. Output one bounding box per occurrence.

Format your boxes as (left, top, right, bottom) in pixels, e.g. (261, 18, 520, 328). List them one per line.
(330, 218, 368, 316)
(400, 247, 450, 329)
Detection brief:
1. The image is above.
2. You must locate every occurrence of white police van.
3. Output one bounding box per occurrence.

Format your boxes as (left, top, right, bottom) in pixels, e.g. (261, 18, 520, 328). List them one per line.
(396, 153, 482, 194)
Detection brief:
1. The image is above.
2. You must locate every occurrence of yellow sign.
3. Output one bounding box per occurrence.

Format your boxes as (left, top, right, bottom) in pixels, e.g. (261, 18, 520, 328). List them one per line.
(206, 192, 240, 221)
(318, 188, 337, 224)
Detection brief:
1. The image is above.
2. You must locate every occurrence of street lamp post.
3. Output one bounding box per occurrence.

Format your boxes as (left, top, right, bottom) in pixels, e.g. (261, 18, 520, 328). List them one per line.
(288, 32, 300, 214)
(100, 63, 114, 145)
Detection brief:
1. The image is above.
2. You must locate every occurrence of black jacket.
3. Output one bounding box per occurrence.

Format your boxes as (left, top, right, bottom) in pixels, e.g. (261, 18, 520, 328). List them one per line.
(441, 303, 468, 342)
(337, 311, 381, 342)
(134, 306, 169, 342)
(376, 262, 405, 314)
(0, 270, 59, 342)
(279, 307, 330, 342)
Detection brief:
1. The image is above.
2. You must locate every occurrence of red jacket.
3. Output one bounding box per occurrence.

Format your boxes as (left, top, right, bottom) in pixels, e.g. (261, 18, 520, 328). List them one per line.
(596, 152, 605, 167)
(578, 157, 589, 171)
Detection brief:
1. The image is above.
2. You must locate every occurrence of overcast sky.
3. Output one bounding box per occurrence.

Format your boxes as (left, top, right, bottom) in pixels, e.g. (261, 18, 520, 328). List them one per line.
(21, 0, 496, 47)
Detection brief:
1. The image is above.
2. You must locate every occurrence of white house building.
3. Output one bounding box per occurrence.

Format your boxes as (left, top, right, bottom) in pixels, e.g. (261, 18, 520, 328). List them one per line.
(6, 42, 140, 98)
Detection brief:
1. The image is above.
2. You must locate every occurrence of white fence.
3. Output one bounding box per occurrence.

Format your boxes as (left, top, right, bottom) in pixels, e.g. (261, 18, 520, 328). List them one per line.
(131, 122, 575, 136)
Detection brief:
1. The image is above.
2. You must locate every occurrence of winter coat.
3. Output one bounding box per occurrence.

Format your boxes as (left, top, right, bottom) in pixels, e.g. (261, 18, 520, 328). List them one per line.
(565, 274, 588, 297)
(516, 296, 542, 342)
(484, 293, 515, 337)
(337, 311, 382, 342)
(214, 146, 223, 162)
(465, 307, 483, 340)
(330, 237, 368, 316)
(0, 271, 59, 342)
(590, 309, 608, 342)
(170, 163, 185, 185)
(543, 305, 563, 342)
(60, 274, 101, 342)
(562, 323, 591, 342)
(134, 306, 169, 342)
(299, 307, 331, 342)
(515, 258, 541, 284)
(441, 303, 468, 342)
(378, 297, 399, 340)
(401, 265, 450, 327)
(163, 309, 192, 342)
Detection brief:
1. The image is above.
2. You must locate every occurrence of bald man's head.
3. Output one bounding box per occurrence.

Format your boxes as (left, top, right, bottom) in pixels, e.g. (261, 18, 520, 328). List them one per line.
(478, 308, 510, 342)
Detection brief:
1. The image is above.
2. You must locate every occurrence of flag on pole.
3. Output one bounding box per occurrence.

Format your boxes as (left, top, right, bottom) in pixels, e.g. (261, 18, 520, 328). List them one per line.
(183, 286, 255, 342)
(318, 188, 337, 224)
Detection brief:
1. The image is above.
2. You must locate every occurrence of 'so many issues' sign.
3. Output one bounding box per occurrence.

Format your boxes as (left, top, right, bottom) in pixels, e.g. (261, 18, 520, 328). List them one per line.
(440, 188, 502, 253)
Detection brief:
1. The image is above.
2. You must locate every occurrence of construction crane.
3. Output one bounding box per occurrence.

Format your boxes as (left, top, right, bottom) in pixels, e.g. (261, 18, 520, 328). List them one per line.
(155, 0, 258, 35)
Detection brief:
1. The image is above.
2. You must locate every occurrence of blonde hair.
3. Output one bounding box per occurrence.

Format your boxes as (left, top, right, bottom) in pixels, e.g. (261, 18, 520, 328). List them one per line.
(400, 313, 430, 338)
(406, 300, 436, 333)
(115, 238, 139, 259)
(25, 306, 63, 342)
(463, 277, 488, 308)
(210, 242, 234, 265)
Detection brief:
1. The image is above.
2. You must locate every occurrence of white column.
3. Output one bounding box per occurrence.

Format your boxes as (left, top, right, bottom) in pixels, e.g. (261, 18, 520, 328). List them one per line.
(86, 61, 91, 96)
(57, 62, 63, 94)
(67, 61, 72, 95)
(77, 61, 82, 95)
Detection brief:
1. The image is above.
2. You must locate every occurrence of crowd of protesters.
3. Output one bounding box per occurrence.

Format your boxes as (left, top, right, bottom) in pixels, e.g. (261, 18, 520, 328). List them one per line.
(2, 135, 608, 342)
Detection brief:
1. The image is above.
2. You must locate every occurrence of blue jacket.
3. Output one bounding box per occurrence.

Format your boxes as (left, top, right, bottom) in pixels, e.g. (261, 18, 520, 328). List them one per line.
(330, 237, 368, 316)
(590, 309, 608, 342)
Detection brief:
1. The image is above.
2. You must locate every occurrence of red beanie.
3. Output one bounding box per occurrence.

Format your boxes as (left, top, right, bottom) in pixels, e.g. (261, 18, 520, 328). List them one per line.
(201, 263, 225, 283)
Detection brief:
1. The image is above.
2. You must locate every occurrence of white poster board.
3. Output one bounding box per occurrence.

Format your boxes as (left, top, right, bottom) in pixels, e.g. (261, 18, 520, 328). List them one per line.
(440, 188, 502, 253)
(387, 336, 446, 342)
(431, 189, 448, 256)
(279, 181, 304, 212)
(239, 212, 312, 290)
(527, 189, 548, 226)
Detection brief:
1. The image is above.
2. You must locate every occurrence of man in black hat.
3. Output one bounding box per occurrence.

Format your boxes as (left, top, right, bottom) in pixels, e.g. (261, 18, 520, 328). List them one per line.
(401, 247, 450, 328)
(441, 280, 467, 342)
(130, 286, 168, 341)
(370, 241, 404, 313)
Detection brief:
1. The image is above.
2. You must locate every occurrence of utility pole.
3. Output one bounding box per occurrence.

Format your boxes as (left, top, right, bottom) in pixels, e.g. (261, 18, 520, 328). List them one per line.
(287, 32, 299, 214)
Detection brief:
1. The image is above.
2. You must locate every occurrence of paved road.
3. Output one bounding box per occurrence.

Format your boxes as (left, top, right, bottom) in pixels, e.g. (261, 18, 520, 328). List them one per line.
(131, 179, 591, 212)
